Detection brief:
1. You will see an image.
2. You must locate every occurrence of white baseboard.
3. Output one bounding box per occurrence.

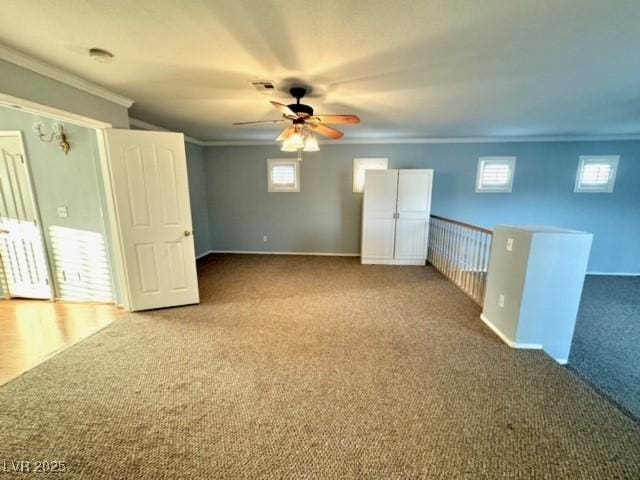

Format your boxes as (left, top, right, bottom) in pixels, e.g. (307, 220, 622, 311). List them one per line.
(586, 271, 640, 276)
(208, 250, 360, 257)
(196, 250, 214, 260)
(361, 258, 426, 265)
(479, 314, 543, 350)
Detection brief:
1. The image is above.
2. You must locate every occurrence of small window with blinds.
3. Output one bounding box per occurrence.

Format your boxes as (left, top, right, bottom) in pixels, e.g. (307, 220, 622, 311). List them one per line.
(267, 159, 300, 192)
(575, 155, 619, 193)
(476, 157, 516, 193)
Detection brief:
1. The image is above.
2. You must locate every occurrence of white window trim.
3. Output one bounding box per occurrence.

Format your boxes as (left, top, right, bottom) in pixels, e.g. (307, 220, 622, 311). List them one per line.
(353, 157, 389, 193)
(267, 158, 300, 192)
(574, 155, 619, 193)
(476, 156, 516, 193)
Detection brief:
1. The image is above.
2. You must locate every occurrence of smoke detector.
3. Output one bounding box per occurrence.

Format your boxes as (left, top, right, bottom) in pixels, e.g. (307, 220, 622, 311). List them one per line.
(89, 48, 114, 63)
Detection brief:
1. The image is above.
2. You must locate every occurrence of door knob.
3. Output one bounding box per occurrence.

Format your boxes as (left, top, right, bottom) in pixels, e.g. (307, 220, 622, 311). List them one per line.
(184, 230, 191, 237)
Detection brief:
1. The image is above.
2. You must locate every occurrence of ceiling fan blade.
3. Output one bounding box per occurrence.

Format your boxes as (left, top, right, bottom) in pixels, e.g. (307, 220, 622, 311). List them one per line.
(308, 123, 344, 140)
(311, 115, 360, 124)
(232, 119, 285, 125)
(270, 101, 298, 118)
(276, 126, 295, 141)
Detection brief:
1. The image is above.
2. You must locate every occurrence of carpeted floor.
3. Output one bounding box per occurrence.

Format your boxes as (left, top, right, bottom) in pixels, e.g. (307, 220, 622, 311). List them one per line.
(1, 254, 639, 479)
(570, 275, 640, 418)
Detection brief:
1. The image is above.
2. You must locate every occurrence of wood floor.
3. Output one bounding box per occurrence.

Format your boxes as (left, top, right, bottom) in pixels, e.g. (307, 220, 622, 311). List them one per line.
(0, 299, 125, 386)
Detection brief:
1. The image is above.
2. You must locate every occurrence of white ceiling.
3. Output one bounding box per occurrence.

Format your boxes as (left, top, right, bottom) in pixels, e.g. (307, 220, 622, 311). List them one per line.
(1, 0, 640, 141)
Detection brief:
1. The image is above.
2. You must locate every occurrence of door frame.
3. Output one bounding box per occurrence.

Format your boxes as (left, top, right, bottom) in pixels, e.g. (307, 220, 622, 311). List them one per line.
(0, 130, 55, 300)
(0, 93, 130, 309)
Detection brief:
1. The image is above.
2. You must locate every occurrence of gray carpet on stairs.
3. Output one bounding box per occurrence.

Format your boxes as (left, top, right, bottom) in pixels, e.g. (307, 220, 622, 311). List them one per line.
(0, 254, 639, 479)
(569, 275, 640, 419)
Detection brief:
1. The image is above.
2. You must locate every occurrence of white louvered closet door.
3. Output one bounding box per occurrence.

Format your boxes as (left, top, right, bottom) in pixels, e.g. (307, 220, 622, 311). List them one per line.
(0, 132, 52, 299)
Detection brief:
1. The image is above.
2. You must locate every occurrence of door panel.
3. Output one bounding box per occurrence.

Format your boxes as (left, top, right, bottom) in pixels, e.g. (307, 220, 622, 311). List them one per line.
(394, 219, 428, 260)
(395, 170, 433, 262)
(362, 218, 397, 259)
(361, 170, 398, 261)
(105, 129, 198, 311)
(0, 133, 51, 299)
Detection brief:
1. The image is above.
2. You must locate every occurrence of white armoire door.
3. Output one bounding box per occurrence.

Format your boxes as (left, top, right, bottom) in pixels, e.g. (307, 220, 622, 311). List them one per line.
(0, 131, 52, 299)
(104, 129, 199, 311)
(361, 170, 398, 263)
(394, 170, 433, 264)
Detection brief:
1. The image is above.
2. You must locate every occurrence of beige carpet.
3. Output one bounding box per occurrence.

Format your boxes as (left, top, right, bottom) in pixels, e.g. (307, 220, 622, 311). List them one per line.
(0, 254, 639, 479)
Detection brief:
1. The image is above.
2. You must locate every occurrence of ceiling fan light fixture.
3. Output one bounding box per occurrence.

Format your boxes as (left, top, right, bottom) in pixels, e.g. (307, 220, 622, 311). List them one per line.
(280, 142, 299, 152)
(303, 133, 319, 152)
(282, 131, 304, 150)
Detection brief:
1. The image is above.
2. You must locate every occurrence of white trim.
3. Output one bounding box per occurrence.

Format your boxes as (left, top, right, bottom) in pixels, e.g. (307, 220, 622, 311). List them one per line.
(196, 250, 213, 260)
(0, 93, 112, 129)
(210, 250, 359, 257)
(361, 258, 426, 265)
(0, 44, 133, 108)
(587, 271, 640, 276)
(480, 314, 543, 349)
(95, 130, 131, 311)
(200, 135, 640, 146)
(129, 118, 205, 146)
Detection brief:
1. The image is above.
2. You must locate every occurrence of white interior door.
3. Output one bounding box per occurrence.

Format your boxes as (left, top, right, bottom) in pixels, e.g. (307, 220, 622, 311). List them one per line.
(0, 132, 52, 299)
(104, 129, 199, 311)
(394, 169, 433, 263)
(361, 170, 398, 262)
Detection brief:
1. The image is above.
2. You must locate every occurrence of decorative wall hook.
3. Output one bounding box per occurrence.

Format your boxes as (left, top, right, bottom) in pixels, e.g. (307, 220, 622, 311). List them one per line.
(32, 121, 71, 155)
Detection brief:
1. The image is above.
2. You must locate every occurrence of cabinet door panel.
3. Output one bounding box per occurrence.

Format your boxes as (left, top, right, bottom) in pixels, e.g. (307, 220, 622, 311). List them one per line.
(395, 170, 433, 261)
(361, 170, 398, 261)
(362, 218, 396, 259)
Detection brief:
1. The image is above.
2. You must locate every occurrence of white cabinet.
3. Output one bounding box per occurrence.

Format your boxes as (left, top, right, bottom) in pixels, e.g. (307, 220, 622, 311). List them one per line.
(361, 169, 433, 265)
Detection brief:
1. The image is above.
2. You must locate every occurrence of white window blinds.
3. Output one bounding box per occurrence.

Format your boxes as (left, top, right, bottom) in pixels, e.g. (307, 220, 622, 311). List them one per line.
(476, 157, 516, 192)
(575, 156, 619, 193)
(267, 159, 299, 192)
(272, 164, 296, 186)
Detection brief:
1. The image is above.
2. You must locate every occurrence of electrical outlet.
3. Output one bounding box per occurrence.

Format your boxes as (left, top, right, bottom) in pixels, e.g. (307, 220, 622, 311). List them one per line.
(498, 294, 505, 308)
(57, 206, 68, 218)
(263, 235, 268, 243)
(506, 238, 514, 252)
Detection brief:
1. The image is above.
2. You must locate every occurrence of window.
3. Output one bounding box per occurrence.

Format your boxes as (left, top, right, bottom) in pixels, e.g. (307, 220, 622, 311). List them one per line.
(476, 156, 516, 193)
(574, 155, 619, 193)
(267, 159, 299, 192)
(353, 158, 389, 193)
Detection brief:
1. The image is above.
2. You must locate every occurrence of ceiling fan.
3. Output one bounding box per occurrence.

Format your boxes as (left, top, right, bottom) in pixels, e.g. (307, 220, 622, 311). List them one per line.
(232, 87, 360, 153)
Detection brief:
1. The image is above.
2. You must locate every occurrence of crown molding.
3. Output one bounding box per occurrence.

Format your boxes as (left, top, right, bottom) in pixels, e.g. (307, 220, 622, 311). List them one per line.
(201, 134, 640, 146)
(129, 118, 206, 146)
(0, 93, 113, 128)
(0, 44, 134, 108)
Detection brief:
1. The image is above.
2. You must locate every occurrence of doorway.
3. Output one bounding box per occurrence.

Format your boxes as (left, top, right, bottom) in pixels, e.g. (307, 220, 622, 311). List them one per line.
(0, 131, 52, 300)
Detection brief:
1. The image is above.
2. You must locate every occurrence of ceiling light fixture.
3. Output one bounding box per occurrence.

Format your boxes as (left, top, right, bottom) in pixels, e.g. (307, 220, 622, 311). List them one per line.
(303, 133, 319, 152)
(89, 48, 114, 63)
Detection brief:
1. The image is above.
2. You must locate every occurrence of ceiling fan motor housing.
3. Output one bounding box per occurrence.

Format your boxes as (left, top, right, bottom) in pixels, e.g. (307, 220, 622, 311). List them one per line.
(288, 103, 314, 117)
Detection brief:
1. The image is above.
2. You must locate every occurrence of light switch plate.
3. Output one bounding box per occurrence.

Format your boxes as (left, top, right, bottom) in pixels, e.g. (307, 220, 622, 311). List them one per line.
(57, 206, 68, 218)
(263, 235, 268, 243)
(498, 294, 505, 308)
(506, 238, 514, 252)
